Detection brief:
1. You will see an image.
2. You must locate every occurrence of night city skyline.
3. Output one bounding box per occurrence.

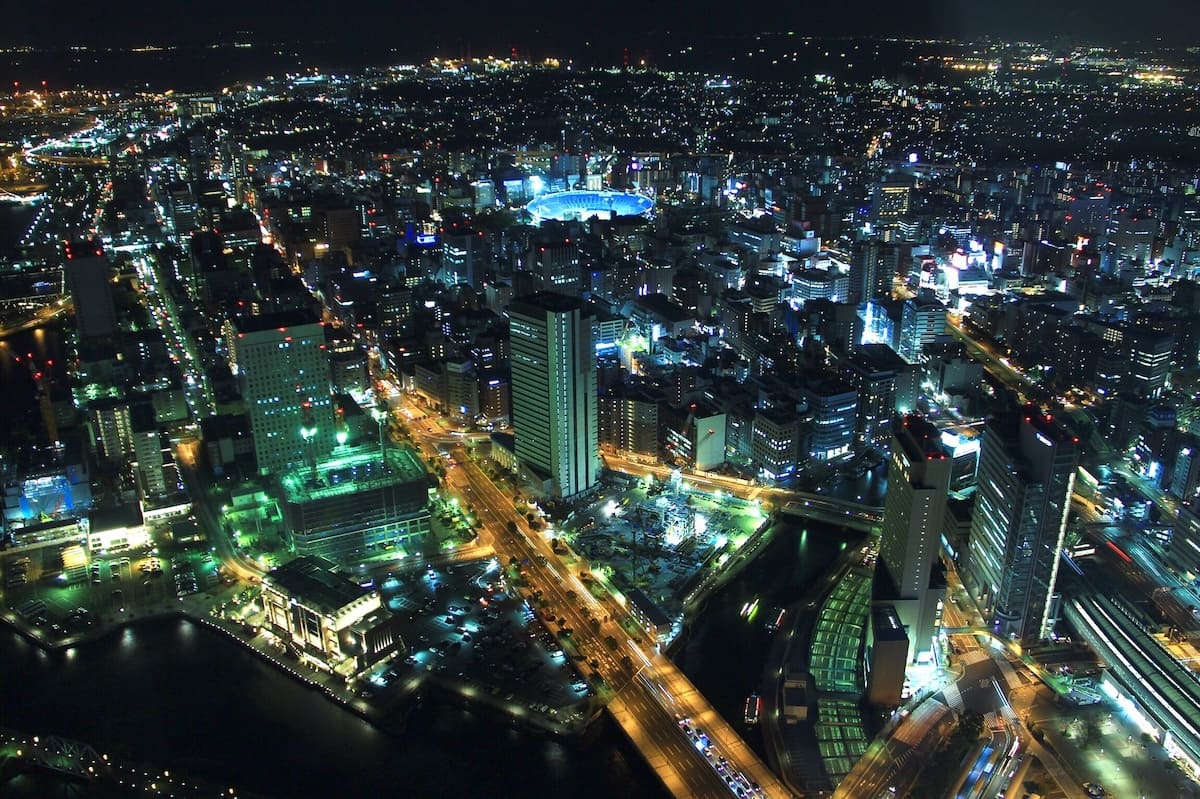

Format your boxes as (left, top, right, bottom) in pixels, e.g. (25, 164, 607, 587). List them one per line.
(1, 14, 1200, 799)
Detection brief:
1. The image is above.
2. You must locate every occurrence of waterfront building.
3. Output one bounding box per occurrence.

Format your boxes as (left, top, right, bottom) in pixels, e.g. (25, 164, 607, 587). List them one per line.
(63, 239, 117, 340)
(262, 555, 397, 666)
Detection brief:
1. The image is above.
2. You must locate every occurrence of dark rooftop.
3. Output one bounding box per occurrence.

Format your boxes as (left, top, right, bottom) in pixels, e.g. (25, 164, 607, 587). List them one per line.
(233, 308, 320, 334)
(509, 292, 585, 316)
(263, 555, 370, 615)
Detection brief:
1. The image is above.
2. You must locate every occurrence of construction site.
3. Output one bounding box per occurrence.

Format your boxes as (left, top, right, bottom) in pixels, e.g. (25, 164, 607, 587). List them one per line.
(565, 472, 769, 630)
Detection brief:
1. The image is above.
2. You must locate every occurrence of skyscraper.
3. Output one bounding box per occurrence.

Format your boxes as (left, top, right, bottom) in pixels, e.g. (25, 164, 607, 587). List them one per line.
(878, 414, 952, 663)
(63, 239, 117, 340)
(508, 293, 598, 499)
(897, 296, 947, 363)
(850, 239, 898, 305)
(229, 309, 334, 476)
(964, 410, 1079, 642)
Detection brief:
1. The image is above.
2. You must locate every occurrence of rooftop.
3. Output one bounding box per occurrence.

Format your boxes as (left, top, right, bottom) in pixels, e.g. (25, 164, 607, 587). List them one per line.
(896, 414, 948, 461)
(233, 308, 320, 335)
(280, 443, 428, 504)
(509, 292, 586, 316)
(263, 555, 369, 615)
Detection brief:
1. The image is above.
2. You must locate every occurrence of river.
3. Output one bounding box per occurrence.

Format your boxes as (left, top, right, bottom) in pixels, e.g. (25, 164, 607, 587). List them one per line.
(673, 520, 859, 759)
(0, 203, 35, 260)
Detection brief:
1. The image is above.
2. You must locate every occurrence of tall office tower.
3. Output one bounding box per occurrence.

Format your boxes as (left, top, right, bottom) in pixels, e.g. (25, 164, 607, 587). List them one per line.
(509, 293, 598, 499)
(229, 309, 334, 476)
(874, 180, 912, 221)
(964, 411, 1079, 642)
(897, 296, 947, 363)
(850, 239, 898, 305)
(130, 402, 166, 498)
(879, 414, 952, 663)
(63, 239, 117, 340)
(1125, 330, 1175, 399)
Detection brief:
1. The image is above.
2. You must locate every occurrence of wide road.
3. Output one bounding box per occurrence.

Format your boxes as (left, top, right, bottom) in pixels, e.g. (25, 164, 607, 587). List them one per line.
(395, 391, 793, 796)
(448, 450, 746, 798)
(603, 451, 883, 517)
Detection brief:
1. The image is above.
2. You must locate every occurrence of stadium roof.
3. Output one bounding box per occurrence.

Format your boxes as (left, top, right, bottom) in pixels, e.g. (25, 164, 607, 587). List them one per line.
(526, 190, 653, 224)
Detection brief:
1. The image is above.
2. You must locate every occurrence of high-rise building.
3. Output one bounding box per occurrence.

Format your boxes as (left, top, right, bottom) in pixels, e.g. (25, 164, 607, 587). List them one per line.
(130, 402, 166, 499)
(840, 345, 906, 447)
(509, 293, 598, 499)
(964, 411, 1079, 642)
(528, 240, 582, 294)
(801, 377, 857, 461)
(89, 397, 133, 465)
(228, 310, 334, 476)
(1126, 330, 1174, 399)
(874, 181, 912, 221)
(897, 296, 947, 363)
(599, 384, 661, 460)
(850, 239, 899, 304)
(751, 409, 801, 480)
(878, 414, 951, 663)
(63, 239, 117, 340)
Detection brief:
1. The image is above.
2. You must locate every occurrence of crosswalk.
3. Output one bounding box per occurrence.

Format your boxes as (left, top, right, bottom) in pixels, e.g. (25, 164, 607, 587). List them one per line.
(960, 648, 990, 666)
(942, 681, 964, 713)
(893, 698, 949, 746)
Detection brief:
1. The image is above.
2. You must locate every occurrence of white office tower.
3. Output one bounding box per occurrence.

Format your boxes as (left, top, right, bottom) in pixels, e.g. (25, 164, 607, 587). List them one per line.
(509, 293, 598, 499)
(879, 414, 952, 663)
(229, 309, 334, 476)
(964, 410, 1078, 642)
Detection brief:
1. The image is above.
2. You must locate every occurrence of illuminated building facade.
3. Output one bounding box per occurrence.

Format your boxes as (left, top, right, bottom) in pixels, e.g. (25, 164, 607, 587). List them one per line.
(599, 385, 661, 460)
(964, 411, 1078, 641)
(509, 293, 599, 499)
(751, 409, 800, 480)
(801, 378, 857, 461)
(229, 310, 334, 476)
(879, 414, 951, 664)
(261, 555, 389, 665)
(839, 346, 904, 447)
(279, 444, 431, 562)
(897, 296, 947, 363)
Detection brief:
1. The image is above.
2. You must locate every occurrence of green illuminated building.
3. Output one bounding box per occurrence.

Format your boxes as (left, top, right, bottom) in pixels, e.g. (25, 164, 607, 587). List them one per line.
(279, 443, 432, 562)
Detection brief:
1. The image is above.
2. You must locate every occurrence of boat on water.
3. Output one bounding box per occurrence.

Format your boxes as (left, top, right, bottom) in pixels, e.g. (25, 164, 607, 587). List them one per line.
(744, 693, 761, 726)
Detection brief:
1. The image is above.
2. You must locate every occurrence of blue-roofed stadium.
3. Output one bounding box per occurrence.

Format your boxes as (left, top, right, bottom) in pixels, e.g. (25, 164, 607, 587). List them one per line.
(526, 190, 654, 224)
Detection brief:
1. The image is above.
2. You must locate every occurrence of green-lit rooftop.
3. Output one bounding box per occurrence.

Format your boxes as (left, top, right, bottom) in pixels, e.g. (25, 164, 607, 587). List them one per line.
(280, 443, 429, 504)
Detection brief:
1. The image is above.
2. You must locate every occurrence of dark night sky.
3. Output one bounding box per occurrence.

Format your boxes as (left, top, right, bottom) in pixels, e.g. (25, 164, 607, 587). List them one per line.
(4, 0, 1195, 49)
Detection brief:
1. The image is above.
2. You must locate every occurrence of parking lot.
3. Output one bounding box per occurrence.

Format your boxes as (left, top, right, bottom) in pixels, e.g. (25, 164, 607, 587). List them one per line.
(362, 558, 594, 723)
(2, 536, 233, 637)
